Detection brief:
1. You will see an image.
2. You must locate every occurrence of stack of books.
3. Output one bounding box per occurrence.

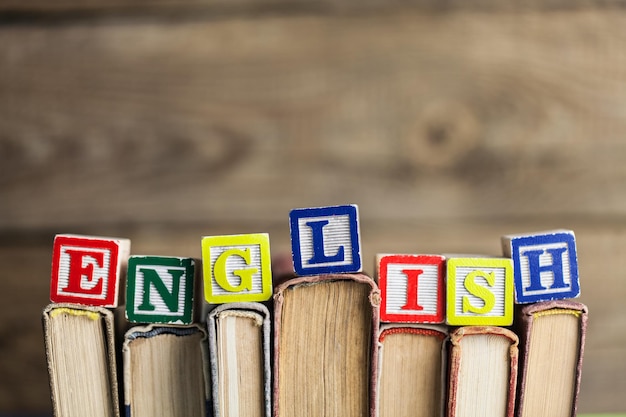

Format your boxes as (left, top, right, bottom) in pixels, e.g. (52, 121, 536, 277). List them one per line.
(42, 204, 587, 417)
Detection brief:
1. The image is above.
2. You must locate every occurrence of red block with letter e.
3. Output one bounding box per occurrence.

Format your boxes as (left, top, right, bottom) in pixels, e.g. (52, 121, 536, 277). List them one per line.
(50, 234, 131, 307)
(377, 254, 446, 323)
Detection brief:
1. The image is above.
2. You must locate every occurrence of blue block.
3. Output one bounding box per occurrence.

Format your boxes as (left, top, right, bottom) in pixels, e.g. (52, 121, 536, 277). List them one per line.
(289, 204, 362, 276)
(502, 230, 580, 304)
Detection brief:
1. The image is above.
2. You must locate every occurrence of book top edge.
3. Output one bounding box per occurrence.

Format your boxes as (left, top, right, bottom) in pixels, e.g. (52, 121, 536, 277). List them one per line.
(518, 300, 588, 317)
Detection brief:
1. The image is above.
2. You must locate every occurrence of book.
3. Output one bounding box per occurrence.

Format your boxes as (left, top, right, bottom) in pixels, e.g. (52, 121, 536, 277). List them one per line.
(42, 303, 121, 417)
(122, 324, 210, 417)
(447, 326, 519, 417)
(273, 273, 380, 417)
(514, 300, 588, 417)
(376, 323, 448, 417)
(207, 302, 272, 417)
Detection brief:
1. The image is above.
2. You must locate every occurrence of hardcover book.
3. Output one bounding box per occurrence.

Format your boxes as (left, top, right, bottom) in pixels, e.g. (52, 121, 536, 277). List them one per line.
(447, 326, 519, 417)
(514, 300, 588, 417)
(207, 302, 272, 417)
(43, 303, 121, 417)
(273, 273, 380, 417)
(122, 324, 210, 417)
(376, 323, 448, 417)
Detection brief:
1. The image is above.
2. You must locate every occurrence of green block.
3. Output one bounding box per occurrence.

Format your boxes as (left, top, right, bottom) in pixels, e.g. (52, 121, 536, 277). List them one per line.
(126, 255, 197, 325)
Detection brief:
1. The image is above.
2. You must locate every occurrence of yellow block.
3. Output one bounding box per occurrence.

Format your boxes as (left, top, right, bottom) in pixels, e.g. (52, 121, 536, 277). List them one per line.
(446, 256, 513, 326)
(201, 233, 272, 304)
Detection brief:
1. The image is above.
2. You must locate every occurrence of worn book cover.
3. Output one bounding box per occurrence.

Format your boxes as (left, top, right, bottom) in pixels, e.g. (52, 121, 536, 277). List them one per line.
(515, 300, 588, 417)
(273, 273, 380, 417)
(207, 302, 271, 417)
(43, 303, 121, 417)
(122, 324, 210, 417)
(377, 323, 448, 417)
(447, 326, 519, 417)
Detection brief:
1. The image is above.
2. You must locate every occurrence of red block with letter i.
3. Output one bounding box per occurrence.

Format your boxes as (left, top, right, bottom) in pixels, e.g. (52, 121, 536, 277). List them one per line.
(377, 254, 446, 323)
(50, 234, 131, 307)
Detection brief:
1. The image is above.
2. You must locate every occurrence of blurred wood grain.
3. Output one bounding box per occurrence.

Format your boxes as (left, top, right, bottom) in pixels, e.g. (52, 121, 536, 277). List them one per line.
(3, 11, 626, 228)
(1, 0, 625, 15)
(1, 4, 625, 415)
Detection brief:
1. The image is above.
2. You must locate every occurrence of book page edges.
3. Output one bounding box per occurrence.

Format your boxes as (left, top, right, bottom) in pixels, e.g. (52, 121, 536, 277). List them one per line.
(272, 273, 381, 417)
(207, 302, 272, 417)
(377, 323, 449, 417)
(447, 326, 519, 417)
(121, 323, 210, 412)
(516, 300, 588, 417)
(42, 303, 121, 417)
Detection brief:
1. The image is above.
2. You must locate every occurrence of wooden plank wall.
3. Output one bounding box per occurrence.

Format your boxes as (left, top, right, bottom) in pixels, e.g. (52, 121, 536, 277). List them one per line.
(1, 2, 626, 413)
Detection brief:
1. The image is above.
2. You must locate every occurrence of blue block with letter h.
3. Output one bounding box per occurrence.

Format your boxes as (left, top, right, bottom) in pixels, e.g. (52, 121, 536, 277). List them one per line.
(289, 204, 362, 276)
(502, 229, 580, 304)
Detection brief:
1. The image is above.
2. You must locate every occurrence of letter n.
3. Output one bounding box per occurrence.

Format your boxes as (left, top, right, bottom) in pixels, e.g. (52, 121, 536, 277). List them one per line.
(126, 256, 197, 325)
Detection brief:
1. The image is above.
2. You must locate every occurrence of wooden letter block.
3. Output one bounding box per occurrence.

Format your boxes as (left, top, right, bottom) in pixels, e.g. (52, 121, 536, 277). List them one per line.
(289, 204, 362, 276)
(502, 229, 580, 304)
(50, 234, 130, 307)
(446, 256, 513, 326)
(126, 256, 198, 325)
(202, 233, 272, 304)
(377, 254, 445, 323)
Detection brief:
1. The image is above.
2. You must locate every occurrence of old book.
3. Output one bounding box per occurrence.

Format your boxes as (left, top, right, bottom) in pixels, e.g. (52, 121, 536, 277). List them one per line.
(447, 326, 519, 417)
(515, 300, 588, 417)
(273, 273, 380, 417)
(376, 324, 448, 417)
(207, 302, 272, 417)
(42, 303, 121, 417)
(122, 324, 210, 417)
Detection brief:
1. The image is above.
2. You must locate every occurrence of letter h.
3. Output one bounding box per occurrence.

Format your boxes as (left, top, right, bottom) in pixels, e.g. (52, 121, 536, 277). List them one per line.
(502, 230, 580, 304)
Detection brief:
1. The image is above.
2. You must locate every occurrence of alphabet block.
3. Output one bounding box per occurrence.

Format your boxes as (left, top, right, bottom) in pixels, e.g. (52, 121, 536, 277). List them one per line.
(446, 256, 514, 326)
(502, 229, 580, 304)
(126, 256, 198, 324)
(289, 204, 362, 276)
(201, 233, 272, 304)
(377, 254, 446, 323)
(50, 234, 131, 307)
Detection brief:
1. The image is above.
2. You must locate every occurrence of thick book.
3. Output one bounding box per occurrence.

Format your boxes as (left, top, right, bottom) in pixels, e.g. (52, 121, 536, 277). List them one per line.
(273, 273, 381, 417)
(207, 302, 272, 417)
(514, 300, 588, 417)
(42, 303, 121, 417)
(376, 324, 448, 417)
(122, 324, 210, 417)
(447, 326, 519, 417)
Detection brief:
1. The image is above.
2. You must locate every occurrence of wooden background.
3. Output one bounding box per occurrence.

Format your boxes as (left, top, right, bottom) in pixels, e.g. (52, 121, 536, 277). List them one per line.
(1, 1, 626, 414)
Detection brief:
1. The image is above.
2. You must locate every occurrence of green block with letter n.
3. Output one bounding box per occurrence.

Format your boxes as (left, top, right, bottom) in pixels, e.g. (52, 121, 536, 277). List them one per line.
(126, 255, 198, 325)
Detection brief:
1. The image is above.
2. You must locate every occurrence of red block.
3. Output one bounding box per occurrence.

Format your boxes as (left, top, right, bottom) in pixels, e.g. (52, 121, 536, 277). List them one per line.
(50, 234, 131, 307)
(377, 254, 446, 323)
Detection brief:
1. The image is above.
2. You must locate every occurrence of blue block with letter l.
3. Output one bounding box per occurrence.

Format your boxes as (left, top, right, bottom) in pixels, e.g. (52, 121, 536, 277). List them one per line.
(289, 204, 362, 276)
